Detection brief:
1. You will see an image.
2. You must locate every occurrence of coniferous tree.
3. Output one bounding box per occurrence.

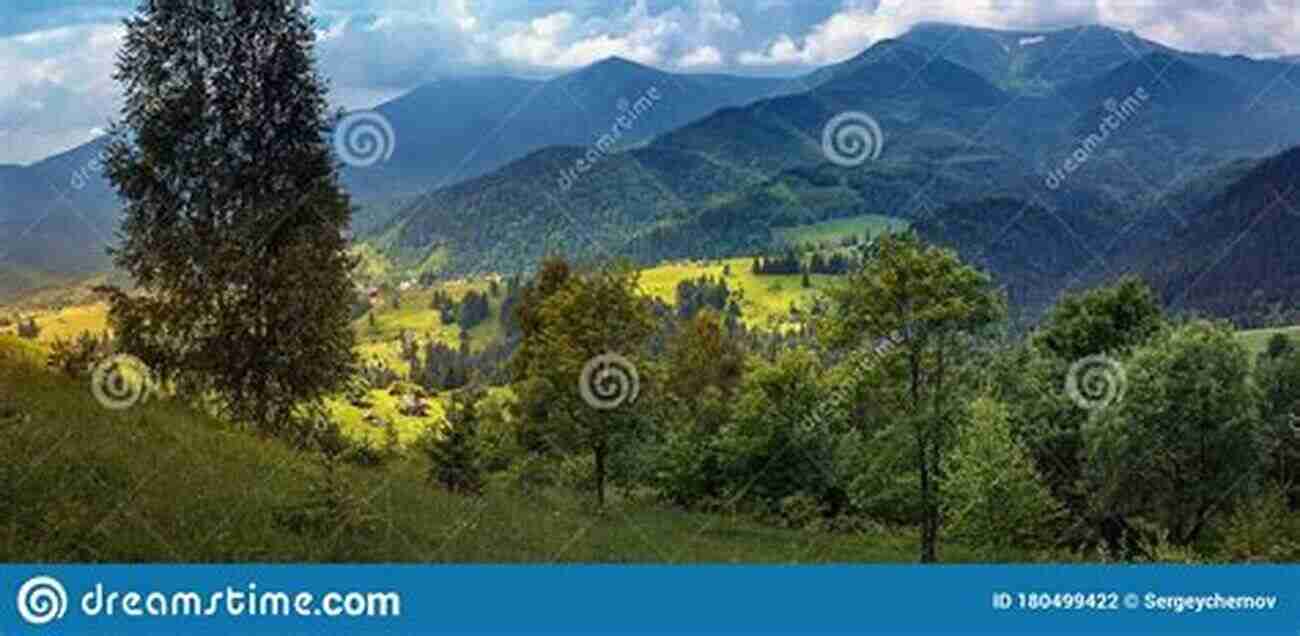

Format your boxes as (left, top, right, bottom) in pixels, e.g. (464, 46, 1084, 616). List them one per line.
(101, 0, 356, 433)
(420, 386, 485, 495)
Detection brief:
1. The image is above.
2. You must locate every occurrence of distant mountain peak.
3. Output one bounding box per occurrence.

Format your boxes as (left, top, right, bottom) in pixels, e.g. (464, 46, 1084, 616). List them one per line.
(580, 55, 657, 75)
(596, 55, 638, 66)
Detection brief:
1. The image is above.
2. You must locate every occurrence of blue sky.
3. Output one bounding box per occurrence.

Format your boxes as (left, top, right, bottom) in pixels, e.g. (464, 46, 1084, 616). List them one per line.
(1, 0, 1297, 164)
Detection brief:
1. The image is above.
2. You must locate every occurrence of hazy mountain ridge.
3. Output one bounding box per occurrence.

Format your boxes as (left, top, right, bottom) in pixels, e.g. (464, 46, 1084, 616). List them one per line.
(6, 21, 1300, 327)
(382, 26, 1300, 314)
(0, 58, 795, 292)
(341, 58, 796, 202)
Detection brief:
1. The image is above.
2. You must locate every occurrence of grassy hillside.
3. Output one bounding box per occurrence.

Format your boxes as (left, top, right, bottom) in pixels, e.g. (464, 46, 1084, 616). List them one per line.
(773, 214, 910, 248)
(0, 334, 953, 563)
(640, 257, 832, 328)
(1239, 326, 1300, 356)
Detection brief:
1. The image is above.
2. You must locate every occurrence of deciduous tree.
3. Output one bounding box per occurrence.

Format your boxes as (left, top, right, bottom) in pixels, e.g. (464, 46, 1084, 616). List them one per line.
(101, 0, 356, 434)
(821, 232, 1004, 562)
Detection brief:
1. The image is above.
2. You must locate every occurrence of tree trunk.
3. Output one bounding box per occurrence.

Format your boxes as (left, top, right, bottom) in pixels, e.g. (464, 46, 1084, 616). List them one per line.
(594, 440, 607, 509)
(919, 433, 937, 563)
(909, 348, 937, 563)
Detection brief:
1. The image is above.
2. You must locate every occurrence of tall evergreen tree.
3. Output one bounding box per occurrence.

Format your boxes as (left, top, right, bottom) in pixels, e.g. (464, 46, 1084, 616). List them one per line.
(101, 0, 356, 433)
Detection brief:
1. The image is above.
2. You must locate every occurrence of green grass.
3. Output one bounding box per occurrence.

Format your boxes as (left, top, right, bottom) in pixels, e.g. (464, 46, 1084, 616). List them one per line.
(0, 334, 966, 563)
(326, 388, 446, 447)
(0, 303, 111, 343)
(773, 214, 910, 248)
(640, 257, 833, 329)
(1238, 326, 1300, 357)
(352, 278, 506, 373)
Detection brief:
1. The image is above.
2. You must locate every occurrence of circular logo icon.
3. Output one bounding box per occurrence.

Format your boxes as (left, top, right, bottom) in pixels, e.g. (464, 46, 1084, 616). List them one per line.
(333, 111, 396, 168)
(821, 111, 884, 167)
(90, 354, 156, 411)
(17, 576, 68, 626)
(579, 353, 640, 410)
(1065, 354, 1127, 411)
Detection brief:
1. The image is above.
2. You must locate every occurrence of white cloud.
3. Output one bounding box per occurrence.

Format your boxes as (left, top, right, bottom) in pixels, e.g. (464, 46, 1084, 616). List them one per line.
(739, 0, 1300, 68)
(495, 10, 665, 68)
(0, 23, 122, 164)
(739, 1, 899, 67)
(678, 45, 724, 68)
(3, 0, 1300, 163)
(491, 0, 748, 71)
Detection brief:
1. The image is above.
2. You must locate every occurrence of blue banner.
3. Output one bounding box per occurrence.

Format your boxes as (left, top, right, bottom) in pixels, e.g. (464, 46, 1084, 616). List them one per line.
(2, 565, 1296, 634)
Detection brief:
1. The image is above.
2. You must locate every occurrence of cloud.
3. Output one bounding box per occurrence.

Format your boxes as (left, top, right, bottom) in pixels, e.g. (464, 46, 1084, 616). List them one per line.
(2, 0, 1300, 163)
(0, 22, 123, 164)
(738, 0, 1300, 68)
(739, 2, 895, 67)
(491, 0, 745, 71)
(677, 45, 725, 68)
(494, 10, 667, 68)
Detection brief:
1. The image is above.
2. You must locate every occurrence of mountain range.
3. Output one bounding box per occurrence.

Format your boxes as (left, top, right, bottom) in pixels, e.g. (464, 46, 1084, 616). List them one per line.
(5, 22, 1300, 325)
(0, 58, 796, 296)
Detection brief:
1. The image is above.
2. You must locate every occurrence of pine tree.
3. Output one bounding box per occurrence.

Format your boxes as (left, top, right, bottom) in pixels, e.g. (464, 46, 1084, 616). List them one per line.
(421, 386, 485, 494)
(101, 0, 356, 433)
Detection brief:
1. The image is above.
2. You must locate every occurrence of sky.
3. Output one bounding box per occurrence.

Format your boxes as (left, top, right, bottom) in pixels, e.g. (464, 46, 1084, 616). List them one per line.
(0, 0, 1297, 164)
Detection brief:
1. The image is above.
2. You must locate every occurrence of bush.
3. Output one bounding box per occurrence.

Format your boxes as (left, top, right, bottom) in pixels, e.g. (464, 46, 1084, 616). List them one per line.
(16, 318, 40, 340)
(942, 398, 1065, 556)
(273, 452, 378, 543)
(47, 332, 111, 378)
(1084, 321, 1262, 546)
(472, 390, 525, 473)
(652, 423, 725, 507)
(1256, 347, 1300, 506)
(838, 427, 923, 526)
(1219, 485, 1300, 562)
(419, 388, 485, 495)
(713, 349, 839, 515)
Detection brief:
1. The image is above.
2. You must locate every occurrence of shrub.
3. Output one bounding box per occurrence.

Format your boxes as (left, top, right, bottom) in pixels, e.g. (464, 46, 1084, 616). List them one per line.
(652, 423, 725, 507)
(1219, 484, 1300, 562)
(837, 427, 923, 526)
(273, 451, 378, 542)
(47, 332, 111, 378)
(1084, 321, 1262, 546)
(714, 349, 838, 514)
(942, 398, 1065, 556)
(419, 388, 485, 495)
(16, 318, 40, 340)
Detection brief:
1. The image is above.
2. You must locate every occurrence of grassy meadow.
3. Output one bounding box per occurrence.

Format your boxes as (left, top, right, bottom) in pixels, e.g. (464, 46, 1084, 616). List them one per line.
(0, 333, 972, 563)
